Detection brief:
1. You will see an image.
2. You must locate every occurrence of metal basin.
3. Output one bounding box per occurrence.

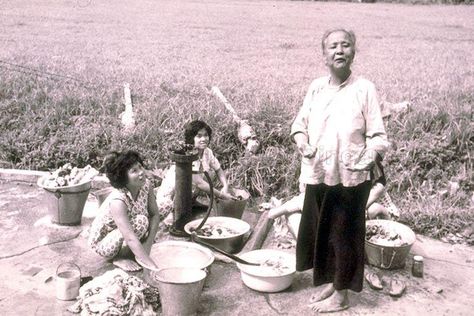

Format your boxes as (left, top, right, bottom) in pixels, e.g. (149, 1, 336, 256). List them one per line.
(184, 216, 251, 254)
(365, 219, 416, 270)
(136, 240, 214, 288)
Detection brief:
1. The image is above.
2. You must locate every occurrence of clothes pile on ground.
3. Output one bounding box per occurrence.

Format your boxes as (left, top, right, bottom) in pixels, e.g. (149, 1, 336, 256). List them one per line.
(68, 269, 160, 316)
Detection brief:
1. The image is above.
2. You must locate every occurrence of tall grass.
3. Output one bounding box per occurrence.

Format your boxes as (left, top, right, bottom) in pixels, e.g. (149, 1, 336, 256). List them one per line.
(0, 0, 472, 241)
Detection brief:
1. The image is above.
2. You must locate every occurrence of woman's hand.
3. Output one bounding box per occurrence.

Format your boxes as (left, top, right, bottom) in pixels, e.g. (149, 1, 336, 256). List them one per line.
(220, 185, 230, 196)
(294, 133, 316, 158)
(347, 159, 374, 171)
(219, 190, 237, 201)
(298, 143, 317, 158)
(346, 150, 376, 171)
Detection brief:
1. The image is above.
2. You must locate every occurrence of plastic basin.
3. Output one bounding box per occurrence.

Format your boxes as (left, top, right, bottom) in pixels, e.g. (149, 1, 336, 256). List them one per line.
(236, 249, 296, 293)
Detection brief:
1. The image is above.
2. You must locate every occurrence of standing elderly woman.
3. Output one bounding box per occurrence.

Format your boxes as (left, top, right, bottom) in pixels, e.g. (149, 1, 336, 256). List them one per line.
(291, 29, 389, 312)
(88, 150, 160, 272)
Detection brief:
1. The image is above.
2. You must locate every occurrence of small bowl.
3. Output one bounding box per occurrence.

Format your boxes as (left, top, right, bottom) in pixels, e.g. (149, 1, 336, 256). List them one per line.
(184, 216, 251, 254)
(236, 249, 296, 293)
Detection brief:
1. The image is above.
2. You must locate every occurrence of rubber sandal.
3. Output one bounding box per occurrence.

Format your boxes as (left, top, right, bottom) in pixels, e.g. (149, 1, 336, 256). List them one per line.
(388, 278, 406, 297)
(365, 272, 383, 290)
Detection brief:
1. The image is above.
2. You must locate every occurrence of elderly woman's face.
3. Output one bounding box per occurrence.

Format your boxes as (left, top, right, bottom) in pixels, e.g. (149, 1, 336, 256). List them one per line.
(323, 31, 355, 71)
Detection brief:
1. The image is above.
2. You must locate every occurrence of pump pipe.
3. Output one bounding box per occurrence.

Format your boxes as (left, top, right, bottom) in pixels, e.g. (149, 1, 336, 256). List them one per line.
(194, 171, 214, 231)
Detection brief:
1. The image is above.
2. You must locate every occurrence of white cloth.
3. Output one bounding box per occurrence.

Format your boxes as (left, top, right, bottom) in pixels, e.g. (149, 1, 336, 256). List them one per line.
(291, 75, 389, 187)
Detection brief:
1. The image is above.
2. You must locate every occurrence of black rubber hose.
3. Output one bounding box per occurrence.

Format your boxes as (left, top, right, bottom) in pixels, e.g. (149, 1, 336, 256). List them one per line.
(194, 170, 214, 231)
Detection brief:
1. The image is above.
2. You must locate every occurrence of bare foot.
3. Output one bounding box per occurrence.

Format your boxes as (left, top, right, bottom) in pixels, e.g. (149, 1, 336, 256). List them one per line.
(309, 289, 349, 313)
(309, 283, 335, 303)
(113, 259, 142, 272)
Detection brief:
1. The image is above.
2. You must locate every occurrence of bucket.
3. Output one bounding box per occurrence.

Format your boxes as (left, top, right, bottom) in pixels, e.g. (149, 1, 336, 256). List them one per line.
(153, 267, 206, 316)
(93, 186, 114, 206)
(215, 188, 249, 219)
(365, 220, 416, 270)
(56, 262, 81, 301)
(38, 177, 91, 225)
(137, 241, 214, 289)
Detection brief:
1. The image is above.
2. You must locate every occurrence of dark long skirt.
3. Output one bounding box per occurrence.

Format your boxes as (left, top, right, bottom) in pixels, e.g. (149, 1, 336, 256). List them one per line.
(296, 181, 371, 292)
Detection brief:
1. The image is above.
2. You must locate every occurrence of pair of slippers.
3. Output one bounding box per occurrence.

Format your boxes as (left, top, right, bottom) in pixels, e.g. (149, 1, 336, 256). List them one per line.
(365, 272, 406, 297)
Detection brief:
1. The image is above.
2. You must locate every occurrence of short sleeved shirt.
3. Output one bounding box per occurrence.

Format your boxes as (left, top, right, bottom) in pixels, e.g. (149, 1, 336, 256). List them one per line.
(192, 148, 221, 173)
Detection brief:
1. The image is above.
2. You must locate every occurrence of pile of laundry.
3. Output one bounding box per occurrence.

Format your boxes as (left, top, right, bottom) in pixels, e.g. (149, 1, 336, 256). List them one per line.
(68, 269, 160, 316)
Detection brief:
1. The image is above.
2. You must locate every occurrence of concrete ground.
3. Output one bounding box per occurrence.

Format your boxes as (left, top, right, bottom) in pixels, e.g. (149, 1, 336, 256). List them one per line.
(0, 179, 473, 315)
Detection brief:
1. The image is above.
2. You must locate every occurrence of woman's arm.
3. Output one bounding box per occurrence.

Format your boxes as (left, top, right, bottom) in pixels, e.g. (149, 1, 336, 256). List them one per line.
(348, 82, 389, 171)
(291, 80, 319, 158)
(109, 200, 157, 268)
(143, 188, 160, 253)
(193, 174, 235, 200)
(364, 83, 389, 157)
(293, 133, 316, 158)
(216, 168, 229, 193)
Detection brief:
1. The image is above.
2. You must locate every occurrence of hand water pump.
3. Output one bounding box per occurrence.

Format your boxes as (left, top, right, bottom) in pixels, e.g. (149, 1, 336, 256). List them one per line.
(169, 147, 214, 237)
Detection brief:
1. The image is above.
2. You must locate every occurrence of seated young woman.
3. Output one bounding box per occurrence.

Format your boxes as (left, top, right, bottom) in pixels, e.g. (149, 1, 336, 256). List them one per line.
(156, 120, 236, 225)
(88, 150, 160, 272)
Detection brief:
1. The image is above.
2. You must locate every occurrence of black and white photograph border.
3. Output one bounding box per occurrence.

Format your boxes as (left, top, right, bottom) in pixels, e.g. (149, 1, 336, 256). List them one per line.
(0, 0, 473, 315)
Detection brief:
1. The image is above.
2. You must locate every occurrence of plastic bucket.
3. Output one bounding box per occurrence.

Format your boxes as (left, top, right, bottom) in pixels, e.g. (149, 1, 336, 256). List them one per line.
(38, 177, 91, 225)
(215, 188, 249, 219)
(56, 262, 81, 301)
(153, 267, 206, 316)
(365, 220, 416, 270)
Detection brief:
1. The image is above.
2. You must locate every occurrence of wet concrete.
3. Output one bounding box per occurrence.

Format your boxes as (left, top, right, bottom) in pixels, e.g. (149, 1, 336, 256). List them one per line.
(0, 180, 473, 315)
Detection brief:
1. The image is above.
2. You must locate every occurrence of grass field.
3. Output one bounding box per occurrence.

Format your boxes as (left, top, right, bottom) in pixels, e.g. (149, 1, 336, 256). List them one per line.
(0, 0, 473, 241)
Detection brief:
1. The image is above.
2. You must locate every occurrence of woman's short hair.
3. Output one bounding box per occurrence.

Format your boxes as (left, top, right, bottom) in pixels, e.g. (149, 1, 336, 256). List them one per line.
(184, 120, 213, 144)
(321, 28, 356, 51)
(102, 150, 144, 188)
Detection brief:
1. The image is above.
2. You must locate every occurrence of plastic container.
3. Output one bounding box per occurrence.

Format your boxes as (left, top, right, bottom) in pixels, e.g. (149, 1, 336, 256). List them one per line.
(153, 267, 206, 316)
(236, 249, 296, 293)
(412, 255, 424, 277)
(37, 177, 91, 225)
(365, 220, 416, 270)
(56, 262, 81, 300)
(215, 188, 250, 219)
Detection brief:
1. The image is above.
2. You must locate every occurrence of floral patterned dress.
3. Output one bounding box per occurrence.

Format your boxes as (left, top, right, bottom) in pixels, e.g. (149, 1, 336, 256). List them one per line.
(88, 180, 151, 258)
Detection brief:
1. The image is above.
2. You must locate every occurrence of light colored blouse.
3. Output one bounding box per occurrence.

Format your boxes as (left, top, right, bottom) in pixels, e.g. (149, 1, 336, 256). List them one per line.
(192, 148, 221, 173)
(291, 75, 389, 187)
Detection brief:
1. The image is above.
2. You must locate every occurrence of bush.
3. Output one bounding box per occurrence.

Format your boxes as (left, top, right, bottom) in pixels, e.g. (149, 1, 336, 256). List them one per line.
(1, 71, 472, 245)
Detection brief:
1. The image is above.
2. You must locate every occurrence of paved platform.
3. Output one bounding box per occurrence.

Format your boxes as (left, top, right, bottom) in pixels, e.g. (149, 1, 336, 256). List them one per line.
(0, 180, 473, 315)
